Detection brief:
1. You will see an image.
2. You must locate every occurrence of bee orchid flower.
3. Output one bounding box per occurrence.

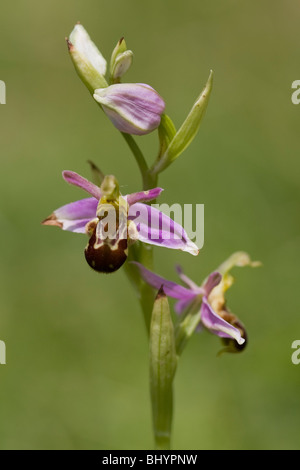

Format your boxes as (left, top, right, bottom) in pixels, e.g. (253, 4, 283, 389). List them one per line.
(132, 261, 248, 350)
(42, 171, 199, 274)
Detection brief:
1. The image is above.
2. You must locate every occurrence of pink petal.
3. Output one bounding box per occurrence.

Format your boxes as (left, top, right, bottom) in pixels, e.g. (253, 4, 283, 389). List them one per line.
(94, 83, 165, 135)
(128, 203, 199, 256)
(132, 262, 196, 301)
(126, 188, 163, 206)
(42, 197, 97, 233)
(62, 171, 102, 200)
(203, 271, 222, 296)
(201, 297, 245, 345)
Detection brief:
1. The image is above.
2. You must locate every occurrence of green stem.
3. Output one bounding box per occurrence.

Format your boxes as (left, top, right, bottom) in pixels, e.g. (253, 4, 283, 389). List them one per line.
(121, 133, 149, 189)
(175, 300, 202, 356)
(152, 385, 173, 450)
(120, 131, 174, 448)
(139, 242, 161, 335)
(121, 132, 158, 332)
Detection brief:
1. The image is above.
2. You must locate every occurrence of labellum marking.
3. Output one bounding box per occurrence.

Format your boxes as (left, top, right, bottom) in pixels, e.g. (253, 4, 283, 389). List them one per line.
(85, 199, 129, 273)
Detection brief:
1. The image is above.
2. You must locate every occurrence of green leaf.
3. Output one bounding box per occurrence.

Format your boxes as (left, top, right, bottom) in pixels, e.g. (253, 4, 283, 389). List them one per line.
(151, 70, 213, 174)
(150, 287, 177, 450)
(157, 113, 177, 159)
(175, 300, 202, 357)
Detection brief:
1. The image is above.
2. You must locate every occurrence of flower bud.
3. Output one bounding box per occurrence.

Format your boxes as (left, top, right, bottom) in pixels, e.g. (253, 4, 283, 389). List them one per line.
(67, 24, 108, 93)
(111, 50, 133, 82)
(109, 37, 133, 82)
(110, 37, 127, 70)
(93, 83, 165, 135)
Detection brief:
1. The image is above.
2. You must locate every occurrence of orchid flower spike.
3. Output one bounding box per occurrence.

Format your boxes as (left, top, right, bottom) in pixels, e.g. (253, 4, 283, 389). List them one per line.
(42, 171, 199, 274)
(133, 254, 259, 351)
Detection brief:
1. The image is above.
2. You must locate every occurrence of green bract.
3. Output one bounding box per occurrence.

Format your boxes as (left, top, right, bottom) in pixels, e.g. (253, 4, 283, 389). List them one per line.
(150, 288, 177, 450)
(151, 70, 213, 174)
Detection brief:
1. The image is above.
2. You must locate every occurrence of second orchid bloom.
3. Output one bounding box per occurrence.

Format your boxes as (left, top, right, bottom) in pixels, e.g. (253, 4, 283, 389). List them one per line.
(133, 251, 260, 353)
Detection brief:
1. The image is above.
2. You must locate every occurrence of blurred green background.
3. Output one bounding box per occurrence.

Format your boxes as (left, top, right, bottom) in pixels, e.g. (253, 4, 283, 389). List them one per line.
(0, 0, 299, 450)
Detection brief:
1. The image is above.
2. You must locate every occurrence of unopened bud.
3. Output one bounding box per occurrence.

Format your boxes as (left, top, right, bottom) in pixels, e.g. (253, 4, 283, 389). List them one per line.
(67, 24, 108, 93)
(111, 50, 133, 82)
(110, 37, 133, 82)
(94, 83, 165, 135)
